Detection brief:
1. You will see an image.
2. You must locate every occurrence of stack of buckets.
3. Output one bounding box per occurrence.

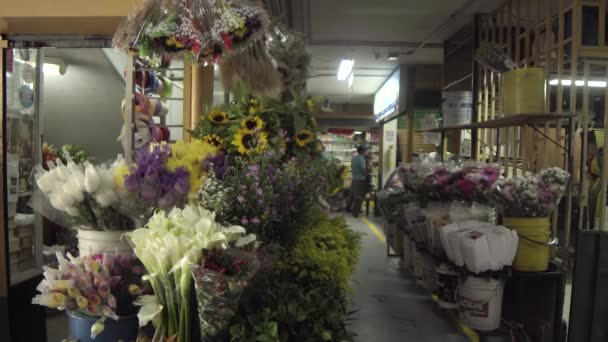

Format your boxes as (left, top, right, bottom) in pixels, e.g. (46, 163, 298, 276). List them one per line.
(503, 217, 552, 272)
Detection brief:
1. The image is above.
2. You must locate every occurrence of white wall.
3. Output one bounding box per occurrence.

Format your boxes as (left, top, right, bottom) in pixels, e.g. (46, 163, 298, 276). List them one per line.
(381, 118, 398, 186)
(42, 49, 124, 162)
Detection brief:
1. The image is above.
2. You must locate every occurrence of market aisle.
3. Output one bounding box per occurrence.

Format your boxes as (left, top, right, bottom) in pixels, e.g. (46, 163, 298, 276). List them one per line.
(347, 215, 468, 342)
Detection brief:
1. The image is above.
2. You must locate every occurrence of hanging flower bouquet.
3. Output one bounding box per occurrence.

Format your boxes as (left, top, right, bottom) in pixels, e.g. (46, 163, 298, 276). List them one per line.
(490, 167, 570, 217)
(114, 0, 269, 65)
(33, 156, 134, 231)
(32, 253, 149, 339)
(209, 0, 267, 57)
(192, 247, 259, 340)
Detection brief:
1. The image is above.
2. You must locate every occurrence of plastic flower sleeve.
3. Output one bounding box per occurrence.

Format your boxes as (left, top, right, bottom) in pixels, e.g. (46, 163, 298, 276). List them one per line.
(191, 248, 259, 340)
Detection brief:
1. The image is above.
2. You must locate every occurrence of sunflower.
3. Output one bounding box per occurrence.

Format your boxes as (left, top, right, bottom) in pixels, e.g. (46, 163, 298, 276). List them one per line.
(208, 109, 228, 124)
(295, 129, 314, 147)
(166, 36, 185, 49)
(241, 117, 264, 133)
(203, 133, 224, 147)
(233, 129, 268, 154)
(306, 98, 314, 112)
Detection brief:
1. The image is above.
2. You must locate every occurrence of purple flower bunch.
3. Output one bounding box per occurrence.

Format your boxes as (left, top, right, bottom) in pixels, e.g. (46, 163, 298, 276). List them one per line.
(202, 151, 229, 180)
(399, 163, 500, 202)
(199, 152, 326, 244)
(123, 145, 190, 211)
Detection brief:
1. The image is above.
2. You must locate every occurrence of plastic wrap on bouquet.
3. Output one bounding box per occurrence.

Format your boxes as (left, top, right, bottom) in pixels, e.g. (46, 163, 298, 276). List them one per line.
(113, 0, 271, 66)
(114, 0, 212, 64)
(192, 248, 259, 340)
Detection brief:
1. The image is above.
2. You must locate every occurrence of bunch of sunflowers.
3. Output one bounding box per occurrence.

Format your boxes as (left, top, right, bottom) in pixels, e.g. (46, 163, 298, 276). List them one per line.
(192, 91, 322, 159)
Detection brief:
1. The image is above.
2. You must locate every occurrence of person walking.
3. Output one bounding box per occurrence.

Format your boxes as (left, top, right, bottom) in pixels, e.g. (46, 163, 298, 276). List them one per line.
(351, 145, 368, 218)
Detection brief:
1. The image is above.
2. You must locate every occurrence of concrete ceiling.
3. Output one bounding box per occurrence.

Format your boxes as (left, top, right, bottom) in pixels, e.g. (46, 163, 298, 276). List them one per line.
(296, 0, 505, 104)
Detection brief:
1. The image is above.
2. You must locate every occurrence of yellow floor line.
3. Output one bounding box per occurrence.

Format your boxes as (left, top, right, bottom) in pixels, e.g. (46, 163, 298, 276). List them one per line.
(361, 217, 386, 243)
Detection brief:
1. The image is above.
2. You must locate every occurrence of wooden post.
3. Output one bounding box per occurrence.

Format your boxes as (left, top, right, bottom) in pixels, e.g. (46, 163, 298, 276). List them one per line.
(124, 55, 135, 163)
(0, 40, 7, 299)
(580, 61, 591, 230)
(600, 65, 608, 230)
(182, 63, 193, 142)
(189, 64, 214, 141)
(0, 39, 10, 341)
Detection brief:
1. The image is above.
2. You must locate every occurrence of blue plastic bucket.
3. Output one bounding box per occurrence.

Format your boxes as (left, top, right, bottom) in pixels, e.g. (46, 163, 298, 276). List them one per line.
(67, 312, 138, 342)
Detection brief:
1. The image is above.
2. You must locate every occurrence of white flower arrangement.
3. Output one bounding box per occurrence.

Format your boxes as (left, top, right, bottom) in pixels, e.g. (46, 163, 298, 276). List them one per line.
(34, 155, 133, 231)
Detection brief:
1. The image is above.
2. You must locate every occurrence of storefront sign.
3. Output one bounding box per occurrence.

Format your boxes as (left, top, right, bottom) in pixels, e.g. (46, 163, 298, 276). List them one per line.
(374, 69, 400, 122)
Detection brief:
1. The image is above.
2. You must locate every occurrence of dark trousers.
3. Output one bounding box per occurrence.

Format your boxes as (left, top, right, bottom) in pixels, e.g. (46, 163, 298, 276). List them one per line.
(351, 179, 368, 217)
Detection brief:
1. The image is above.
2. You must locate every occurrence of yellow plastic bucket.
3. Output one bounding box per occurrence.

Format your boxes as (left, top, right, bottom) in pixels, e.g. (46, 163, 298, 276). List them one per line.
(503, 217, 552, 272)
(502, 68, 546, 116)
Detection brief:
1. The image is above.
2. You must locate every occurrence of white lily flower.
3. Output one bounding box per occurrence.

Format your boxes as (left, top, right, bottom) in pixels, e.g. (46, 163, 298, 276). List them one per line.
(236, 234, 257, 247)
(84, 162, 101, 193)
(65, 207, 79, 216)
(133, 295, 163, 327)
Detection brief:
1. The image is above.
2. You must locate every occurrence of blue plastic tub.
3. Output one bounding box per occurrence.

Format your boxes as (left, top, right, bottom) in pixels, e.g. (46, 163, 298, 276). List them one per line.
(67, 312, 138, 342)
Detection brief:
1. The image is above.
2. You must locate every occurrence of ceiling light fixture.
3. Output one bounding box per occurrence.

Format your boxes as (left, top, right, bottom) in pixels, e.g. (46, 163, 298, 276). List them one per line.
(388, 53, 399, 61)
(43, 57, 68, 75)
(43, 63, 62, 76)
(354, 131, 362, 135)
(337, 59, 354, 81)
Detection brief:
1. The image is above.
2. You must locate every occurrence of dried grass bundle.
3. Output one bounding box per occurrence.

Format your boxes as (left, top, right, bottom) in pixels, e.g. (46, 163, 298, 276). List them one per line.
(220, 39, 281, 97)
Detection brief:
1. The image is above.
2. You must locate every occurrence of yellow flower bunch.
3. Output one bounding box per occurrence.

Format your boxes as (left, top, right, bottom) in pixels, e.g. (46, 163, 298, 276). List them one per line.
(167, 139, 219, 200)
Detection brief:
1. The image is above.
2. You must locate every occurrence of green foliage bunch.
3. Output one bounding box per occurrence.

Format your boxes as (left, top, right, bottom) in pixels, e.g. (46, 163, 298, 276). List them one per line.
(277, 215, 362, 290)
(229, 213, 362, 342)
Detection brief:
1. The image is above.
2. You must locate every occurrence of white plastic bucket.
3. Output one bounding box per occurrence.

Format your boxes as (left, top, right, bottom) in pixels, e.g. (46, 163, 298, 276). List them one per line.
(458, 276, 504, 331)
(436, 263, 460, 309)
(442, 91, 473, 127)
(78, 229, 133, 256)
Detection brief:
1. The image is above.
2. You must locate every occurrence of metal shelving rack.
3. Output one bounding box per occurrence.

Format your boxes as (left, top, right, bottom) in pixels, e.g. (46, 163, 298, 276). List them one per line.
(123, 56, 186, 162)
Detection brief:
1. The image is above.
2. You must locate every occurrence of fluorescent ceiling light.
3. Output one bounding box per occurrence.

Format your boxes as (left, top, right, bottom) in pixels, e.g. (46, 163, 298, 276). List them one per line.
(348, 73, 354, 89)
(589, 81, 607, 87)
(337, 59, 354, 81)
(354, 131, 362, 134)
(549, 79, 607, 87)
(43, 63, 61, 75)
(388, 53, 399, 61)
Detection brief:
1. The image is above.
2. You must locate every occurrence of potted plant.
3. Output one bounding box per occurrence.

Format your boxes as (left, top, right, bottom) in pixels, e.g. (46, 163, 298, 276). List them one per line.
(490, 167, 570, 271)
(32, 253, 149, 341)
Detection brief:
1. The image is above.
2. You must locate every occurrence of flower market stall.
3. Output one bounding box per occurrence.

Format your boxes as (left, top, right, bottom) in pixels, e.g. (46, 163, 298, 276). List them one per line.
(24, 1, 362, 339)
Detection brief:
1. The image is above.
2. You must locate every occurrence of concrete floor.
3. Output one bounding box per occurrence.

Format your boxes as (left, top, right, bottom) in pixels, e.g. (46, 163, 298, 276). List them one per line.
(347, 215, 468, 342)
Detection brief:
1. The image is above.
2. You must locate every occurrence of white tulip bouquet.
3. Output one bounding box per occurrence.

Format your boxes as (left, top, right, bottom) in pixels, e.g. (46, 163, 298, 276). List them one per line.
(33, 155, 134, 231)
